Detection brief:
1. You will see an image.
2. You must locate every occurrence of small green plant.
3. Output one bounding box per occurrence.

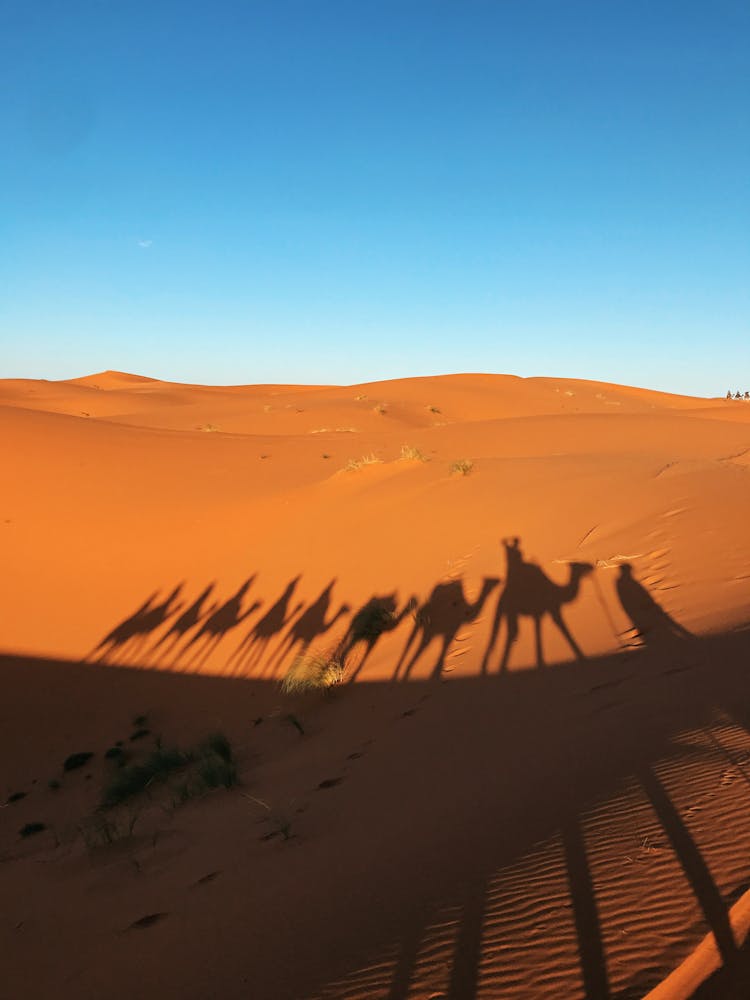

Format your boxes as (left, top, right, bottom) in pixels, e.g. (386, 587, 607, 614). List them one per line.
(101, 733, 237, 810)
(79, 807, 140, 848)
(399, 444, 428, 462)
(101, 746, 190, 808)
(193, 732, 238, 789)
(344, 453, 382, 471)
(450, 458, 473, 476)
(195, 751, 237, 791)
(281, 652, 345, 695)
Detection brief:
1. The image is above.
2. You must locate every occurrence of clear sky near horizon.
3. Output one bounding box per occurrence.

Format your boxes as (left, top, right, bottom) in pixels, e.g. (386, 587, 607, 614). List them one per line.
(2, 1, 748, 395)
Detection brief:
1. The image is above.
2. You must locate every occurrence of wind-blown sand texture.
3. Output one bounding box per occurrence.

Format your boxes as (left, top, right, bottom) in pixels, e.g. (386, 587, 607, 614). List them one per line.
(2, 371, 750, 999)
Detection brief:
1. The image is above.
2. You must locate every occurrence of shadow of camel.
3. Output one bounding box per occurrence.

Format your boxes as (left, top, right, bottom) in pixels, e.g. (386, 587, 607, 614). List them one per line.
(268, 579, 349, 673)
(482, 538, 593, 672)
(182, 577, 260, 670)
(227, 575, 303, 676)
(394, 577, 498, 681)
(149, 582, 218, 665)
(88, 584, 185, 663)
(336, 592, 417, 681)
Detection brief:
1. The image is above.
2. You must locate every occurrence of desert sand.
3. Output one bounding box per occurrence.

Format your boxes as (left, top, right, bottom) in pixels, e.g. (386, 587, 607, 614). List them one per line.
(2, 371, 750, 999)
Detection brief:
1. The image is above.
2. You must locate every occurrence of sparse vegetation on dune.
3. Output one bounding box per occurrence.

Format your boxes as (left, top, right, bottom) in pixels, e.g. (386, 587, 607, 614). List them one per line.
(281, 652, 345, 694)
(450, 458, 473, 476)
(344, 453, 382, 471)
(399, 444, 428, 462)
(101, 732, 237, 809)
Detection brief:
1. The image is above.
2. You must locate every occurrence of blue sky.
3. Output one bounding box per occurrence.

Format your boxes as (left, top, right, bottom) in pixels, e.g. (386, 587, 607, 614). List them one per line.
(2, 0, 748, 395)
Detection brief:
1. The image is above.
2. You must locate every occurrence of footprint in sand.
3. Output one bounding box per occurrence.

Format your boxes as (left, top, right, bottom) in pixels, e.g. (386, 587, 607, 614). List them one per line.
(191, 871, 221, 888)
(127, 912, 168, 931)
(317, 777, 344, 790)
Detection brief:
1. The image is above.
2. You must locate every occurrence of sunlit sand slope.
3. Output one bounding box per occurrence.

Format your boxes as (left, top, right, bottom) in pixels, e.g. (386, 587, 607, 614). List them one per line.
(1, 372, 749, 998)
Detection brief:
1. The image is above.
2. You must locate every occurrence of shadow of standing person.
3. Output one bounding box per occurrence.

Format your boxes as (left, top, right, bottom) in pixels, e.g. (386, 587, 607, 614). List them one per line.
(615, 563, 692, 646)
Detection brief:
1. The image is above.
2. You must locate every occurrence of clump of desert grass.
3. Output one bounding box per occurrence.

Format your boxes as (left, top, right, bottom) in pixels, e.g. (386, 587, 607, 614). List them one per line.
(100, 732, 237, 810)
(450, 458, 473, 476)
(399, 444, 428, 462)
(280, 651, 345, 695)
(344, 453, 382, 471)
(427, 404, 441, 414)
(372, 403, 387, 415)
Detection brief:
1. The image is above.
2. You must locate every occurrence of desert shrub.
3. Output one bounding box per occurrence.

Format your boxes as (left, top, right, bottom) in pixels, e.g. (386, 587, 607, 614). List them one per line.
(79, 808, 140, 847)
(281, 652, 345, 695)
(344, 453, 382, 471)
(101, 746, 190, 808)
(450, 458, 473, 476)
(101, 734, 237, 809)
(399, 444, 428, 462)
(192, 733, 238, 789)
(195, 752, 237, 790)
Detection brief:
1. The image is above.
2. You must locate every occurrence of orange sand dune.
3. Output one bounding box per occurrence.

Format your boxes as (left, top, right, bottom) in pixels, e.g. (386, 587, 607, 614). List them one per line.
(2, 372, 750, 999)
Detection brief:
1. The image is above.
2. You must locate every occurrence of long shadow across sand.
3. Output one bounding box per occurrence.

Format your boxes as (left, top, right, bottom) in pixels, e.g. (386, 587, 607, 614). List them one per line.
(17, 542, 750, 999)
(4, 623, 750, 999)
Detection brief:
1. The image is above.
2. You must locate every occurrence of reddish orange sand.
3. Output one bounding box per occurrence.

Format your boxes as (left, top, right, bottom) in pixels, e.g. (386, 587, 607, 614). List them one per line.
(2, 371, 750, 999)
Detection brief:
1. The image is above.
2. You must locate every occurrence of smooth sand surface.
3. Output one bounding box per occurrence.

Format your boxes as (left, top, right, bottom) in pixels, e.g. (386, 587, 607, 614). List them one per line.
(2, 371, 750, 998)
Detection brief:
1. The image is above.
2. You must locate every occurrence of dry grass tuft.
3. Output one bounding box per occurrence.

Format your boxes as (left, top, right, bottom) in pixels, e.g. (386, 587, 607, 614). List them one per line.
(399, 444, 428, 462)
(280, 652, 345, 695)
(450, 458, 473, 476)
(344, 453, 382, 471)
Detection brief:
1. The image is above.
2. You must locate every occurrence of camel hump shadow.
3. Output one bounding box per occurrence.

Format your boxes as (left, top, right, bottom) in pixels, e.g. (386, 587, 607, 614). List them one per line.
(483, 537, 593, 672)
(395, 576, 499, 681)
